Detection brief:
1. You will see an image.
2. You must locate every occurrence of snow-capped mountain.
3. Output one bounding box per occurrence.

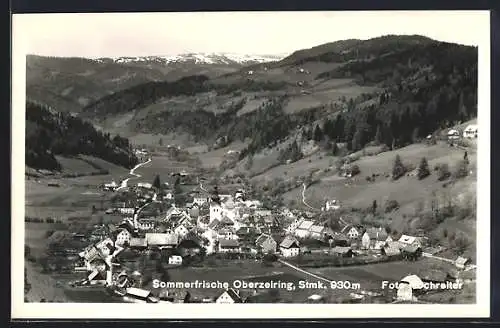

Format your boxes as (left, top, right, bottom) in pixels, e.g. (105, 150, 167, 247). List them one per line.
(98, 53, 287, 66)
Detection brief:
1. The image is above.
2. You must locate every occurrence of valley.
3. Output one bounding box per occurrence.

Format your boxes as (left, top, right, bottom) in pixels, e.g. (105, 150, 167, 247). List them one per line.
(23, 34, 479, 305)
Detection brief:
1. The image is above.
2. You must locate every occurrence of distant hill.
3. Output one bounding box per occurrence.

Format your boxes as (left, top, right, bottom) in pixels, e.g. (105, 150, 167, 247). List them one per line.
(25, 53, 284, 113)
(25, 100, 139, 171)
(75, 35, 477, 158)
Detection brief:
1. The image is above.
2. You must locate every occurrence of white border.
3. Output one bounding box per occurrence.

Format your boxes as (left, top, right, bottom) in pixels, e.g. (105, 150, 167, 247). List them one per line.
(11, 11, 491, 319)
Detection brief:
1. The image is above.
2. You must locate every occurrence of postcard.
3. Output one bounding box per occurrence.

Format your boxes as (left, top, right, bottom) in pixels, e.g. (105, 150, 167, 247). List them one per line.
(11, 10, 490, 319)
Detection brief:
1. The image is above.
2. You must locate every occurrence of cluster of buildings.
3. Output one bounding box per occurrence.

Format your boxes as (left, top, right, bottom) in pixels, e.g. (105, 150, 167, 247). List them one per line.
(70, 174, 474, 303)
(446, 124, 478, 141)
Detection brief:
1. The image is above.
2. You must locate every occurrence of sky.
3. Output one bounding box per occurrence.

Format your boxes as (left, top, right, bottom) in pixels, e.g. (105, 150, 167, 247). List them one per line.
(13, 11, 489, 58)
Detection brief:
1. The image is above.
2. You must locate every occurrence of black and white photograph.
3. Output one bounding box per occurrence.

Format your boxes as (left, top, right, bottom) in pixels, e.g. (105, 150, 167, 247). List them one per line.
(11, 10, 490, 319)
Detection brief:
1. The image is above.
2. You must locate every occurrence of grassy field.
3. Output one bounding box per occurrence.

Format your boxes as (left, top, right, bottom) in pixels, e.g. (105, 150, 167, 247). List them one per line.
(250, 150, 336, 183)
(283, 84, 378, 114)
(24, 179, 118, 218)
(310, 258, 475, 304)
(198, 140, 249, 169)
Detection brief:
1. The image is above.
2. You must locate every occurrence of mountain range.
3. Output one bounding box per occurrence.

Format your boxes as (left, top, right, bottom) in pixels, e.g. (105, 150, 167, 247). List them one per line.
(26, 35, 478, 172)
(26, 52, 285, 113)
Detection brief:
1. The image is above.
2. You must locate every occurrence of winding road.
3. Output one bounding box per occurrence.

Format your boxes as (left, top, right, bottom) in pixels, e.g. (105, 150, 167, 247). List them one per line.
(301, 183, 320, 211)
(116, 158, 152, 191)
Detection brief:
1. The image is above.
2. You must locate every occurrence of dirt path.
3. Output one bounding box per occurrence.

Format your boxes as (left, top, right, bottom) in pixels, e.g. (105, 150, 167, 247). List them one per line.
(301, 184, 320, 211)
(116, 158, 152, 191)
(278, 259, 333, 284)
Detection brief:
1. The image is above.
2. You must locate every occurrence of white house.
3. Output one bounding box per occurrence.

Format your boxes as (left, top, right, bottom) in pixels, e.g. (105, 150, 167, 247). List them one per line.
(210, 203, 223, 223)
(341, 225, 361, 239)
(193, 197, 209, 206)
(463, 124, 478, 139)
(397, 275, 424, 302)
(174, 223, 192, 238)
(137, 182, 153, 189)
(294, 220, 315, 238)
(398, 235, 423, 248)
(323, 199, 341, 211)
(215, 288, 242, 303)
(280, 236, 300, 258)
(361, 228, 388, 249)
(117, 208, 135, 215)
(114, 229, 131, 247)
(168, 255, 183, 265)
(104, 181, 118, 191)
(447, 129, 460, 140)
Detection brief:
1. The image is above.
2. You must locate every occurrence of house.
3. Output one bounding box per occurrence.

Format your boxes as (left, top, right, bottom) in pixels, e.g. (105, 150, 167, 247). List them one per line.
(218, 239, 241, 253)
(398, 235, 423, 248)
(255, 234, 277, 254)
(361, 228, 388, 249)
(331, 232, 349, 247)
(331, 246, 354, 258)
(210, 203, 223, 223)
(137, 182, 153, 189)
(447, 129, 460, 140)
(236, 226, 259, 242)
(117, 207, 135, 215)
(341, 225, 361, 239)
(255, 210, 272, 218)
(174, 222, 193, 238)
(129, 237, 147, 249)
(381, 242, 402, 258)
(293, 220, 315, 238)
(323, 199, 341, 211)
(280, 236, 300, 258)
(215, 288, 242, 303)
(137, 219, 156, 231)
(103, 181, 118, 191)
(168, 255, 183, 265)
(145, 233, 178, 248)
(114, 229, 131, 247)
(455, 256, 472, 269)
(463, 124, 478, 139)
(217, 227, 238, 241)
(309, 225, 333, 240)
(193, 197, 208, 206)
(397, 275, 424, 301)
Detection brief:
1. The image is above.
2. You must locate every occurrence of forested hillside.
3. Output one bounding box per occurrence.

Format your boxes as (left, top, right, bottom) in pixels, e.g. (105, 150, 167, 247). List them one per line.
(63, 36, 478, 162)
(25, 101, 138, 171)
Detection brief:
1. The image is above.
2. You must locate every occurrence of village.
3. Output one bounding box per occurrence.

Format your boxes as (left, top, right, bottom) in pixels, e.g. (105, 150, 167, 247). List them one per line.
(62, 135, 477, 305)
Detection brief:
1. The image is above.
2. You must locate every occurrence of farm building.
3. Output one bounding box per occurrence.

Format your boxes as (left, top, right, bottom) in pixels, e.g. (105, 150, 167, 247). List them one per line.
(361, 227, 388, 249)
(455, 256, 472, 269)
(145, 233, 178, 249)
(447, 129, 460, 140)
(293, 220, 315, 238)
(215, 288, 242, 304)
(397, 275, 424, 302)
(341, 225, 361, 239)
(137, 182, 153, 189)
(255, 234, 277, 254)
(280, 236, 300, 258)
(398, 235, 423, 248)
(331, 246, 354, 258)
(113, 229, 131, 247)
(218, 239, 241, 253)
(463, 124, 478, 138)
(168, 255, 183, 265)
